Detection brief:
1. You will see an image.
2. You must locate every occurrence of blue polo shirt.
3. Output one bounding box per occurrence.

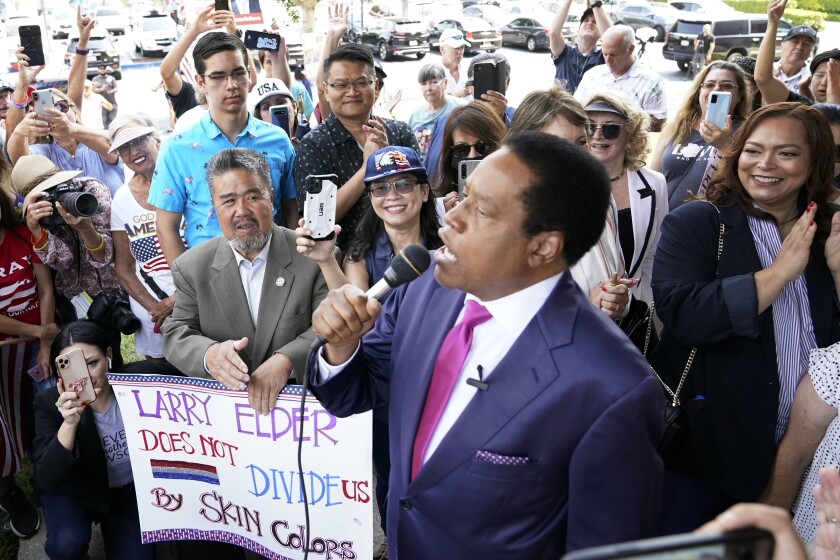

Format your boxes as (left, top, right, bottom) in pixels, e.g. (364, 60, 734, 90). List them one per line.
(148, 112, 296, 248)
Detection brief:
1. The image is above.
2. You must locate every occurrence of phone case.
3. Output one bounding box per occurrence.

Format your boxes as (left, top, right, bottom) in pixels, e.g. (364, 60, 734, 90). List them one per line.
(55, 348, 97, 406)
(304, 175, 338, 241)
(27, 363, 47, 383)
(214, 0, 230, 11)
(244, 30, 280, 52)
(472, 62, 505, 100)
(458, 159, 481, 199)
(20, 25, 45, 67)
(269, 105, 290, 136)
(706, 91, 731, 129)
(31, 89, 52, 116)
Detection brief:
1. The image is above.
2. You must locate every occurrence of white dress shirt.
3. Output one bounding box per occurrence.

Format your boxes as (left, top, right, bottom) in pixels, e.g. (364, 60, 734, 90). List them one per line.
(232, 236, 272, 326)
(574, 58, 668, 120)
(319, 272, 563, 467)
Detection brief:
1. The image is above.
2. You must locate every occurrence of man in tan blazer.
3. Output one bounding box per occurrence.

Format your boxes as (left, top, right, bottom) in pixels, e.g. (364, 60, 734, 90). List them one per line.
(163, 148, 327, 415)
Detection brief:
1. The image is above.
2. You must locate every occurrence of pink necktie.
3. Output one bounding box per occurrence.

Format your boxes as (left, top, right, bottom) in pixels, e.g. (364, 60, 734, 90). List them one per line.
(411, 300, 493, 480)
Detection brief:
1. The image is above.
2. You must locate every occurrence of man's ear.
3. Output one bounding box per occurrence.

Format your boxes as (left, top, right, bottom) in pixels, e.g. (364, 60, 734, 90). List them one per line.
(527, 231, 566, 269)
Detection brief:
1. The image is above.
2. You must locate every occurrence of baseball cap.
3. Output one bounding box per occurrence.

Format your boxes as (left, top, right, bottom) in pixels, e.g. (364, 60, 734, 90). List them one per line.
(364, 147, 427, 186)
(783, 26, 817, 42)
(0, 79, 12, 93)
(108, 125, 156, 153)
(440, 29, 470, 49)
(811, 48, 840, 74)
(374, 60, 387, 79)
(732, 56, 756, 80)
(248, 78, 294, 114)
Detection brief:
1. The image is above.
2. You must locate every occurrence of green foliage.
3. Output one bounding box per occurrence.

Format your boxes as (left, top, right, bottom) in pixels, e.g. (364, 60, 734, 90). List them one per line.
(721, 0, 826, 30)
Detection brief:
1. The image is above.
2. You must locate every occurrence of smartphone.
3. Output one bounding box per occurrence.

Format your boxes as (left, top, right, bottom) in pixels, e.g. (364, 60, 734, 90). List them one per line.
(472, 61, 505, 100)
(563, 528, 773, 560)
(55, 347, 97, 406)
(27, 363, 47, 383)
(458, 159, 481, 199)
(214, 0, 230, 11)
(31, 89, 53, 117)
(244, 30, 280, 52)
(303, 174, 337, 241)
(269, 105, 291, 137)
(19, 25, 45, 67)
(705, 91, 731, 129)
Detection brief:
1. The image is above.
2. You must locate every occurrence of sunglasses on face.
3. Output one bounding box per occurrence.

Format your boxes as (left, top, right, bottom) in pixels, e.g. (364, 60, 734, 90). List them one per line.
(587, 122, 624, 140)
(54, 100, 70, 113)
(368, 179, 420, 197)
(451, 140, 495, 158)
(116, 134, 152, 155)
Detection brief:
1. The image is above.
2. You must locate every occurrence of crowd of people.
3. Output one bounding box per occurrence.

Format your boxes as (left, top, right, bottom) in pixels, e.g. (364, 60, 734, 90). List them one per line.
(0, 0, 839, 558)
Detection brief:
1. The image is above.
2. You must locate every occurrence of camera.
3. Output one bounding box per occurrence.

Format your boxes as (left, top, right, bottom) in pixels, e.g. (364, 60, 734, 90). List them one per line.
(40, 182, 98, 227)
(87, 289, 140, 335)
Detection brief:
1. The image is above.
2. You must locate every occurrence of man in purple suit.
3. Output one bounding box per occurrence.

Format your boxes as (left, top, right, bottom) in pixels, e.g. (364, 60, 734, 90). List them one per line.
(310, 131, 663, 558)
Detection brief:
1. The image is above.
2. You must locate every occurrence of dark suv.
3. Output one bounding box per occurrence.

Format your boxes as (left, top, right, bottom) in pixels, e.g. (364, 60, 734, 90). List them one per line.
(357, 17, 430, 61)
(65, 34, 121, 80)
(663, 15, 792, 71)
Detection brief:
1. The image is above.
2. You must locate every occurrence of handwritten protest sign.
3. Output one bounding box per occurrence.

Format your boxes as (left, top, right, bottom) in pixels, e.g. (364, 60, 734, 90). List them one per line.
(110, 374, 372, 560)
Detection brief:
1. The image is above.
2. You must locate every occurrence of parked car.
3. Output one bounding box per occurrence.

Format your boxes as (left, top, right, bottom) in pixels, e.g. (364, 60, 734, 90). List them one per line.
(500, 16, 551, 51)
(93, 5, 130, 36)
(668, 0, 738, 13)
(662, 15, 791, 71)
(430, 17, 503, 53)
(612, 1, 679, 41)
(65, 32, 121, 80)
(51, 8, 76, 39)
(463, 4, 508, 27)
(356, 17, 430, 61)
(132, 12, 177, 57)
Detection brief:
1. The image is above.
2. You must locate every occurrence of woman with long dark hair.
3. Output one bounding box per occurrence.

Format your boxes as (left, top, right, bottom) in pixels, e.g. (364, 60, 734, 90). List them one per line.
(34, 321, 154, 560)
(651, 103, 840, 533)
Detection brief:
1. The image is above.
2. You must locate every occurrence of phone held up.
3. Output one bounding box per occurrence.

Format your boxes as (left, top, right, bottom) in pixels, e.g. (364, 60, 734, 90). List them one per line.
(458, 159, 481, 200)
(31, 89, 53, 117)
(55, 347, 98, 406)
(20, 25, 45, 67)
(243, 30, 280, 52)
(563, 528, 774, 560)
(269, 105, 291, 137)
(303, 174, 338, 241)
(472, 61, 505, 100)
(705, 91, 732, 130)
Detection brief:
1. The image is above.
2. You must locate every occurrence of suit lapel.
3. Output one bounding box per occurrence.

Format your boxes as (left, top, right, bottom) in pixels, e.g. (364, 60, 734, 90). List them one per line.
(209, 239, 256, 366)
(398, 286, 465, 484)
(252, 227, 294, 363)
(627, 170, 656, 278)
(406, 275, 579, 496)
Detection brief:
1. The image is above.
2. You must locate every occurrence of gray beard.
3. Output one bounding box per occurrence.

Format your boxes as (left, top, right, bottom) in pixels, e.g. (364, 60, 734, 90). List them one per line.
(230, 232, 271, 255)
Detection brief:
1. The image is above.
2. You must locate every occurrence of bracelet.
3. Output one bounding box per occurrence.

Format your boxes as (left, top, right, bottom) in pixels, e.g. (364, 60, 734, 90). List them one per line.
(75, 47, 90, 55)
(10, 97, 27, 110)
(84, 233, 105, 252)
(30, 228, 47, 248)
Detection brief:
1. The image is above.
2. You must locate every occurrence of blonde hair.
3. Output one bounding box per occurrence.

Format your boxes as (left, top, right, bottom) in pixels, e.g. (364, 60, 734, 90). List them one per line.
(581, 91, 650, 172)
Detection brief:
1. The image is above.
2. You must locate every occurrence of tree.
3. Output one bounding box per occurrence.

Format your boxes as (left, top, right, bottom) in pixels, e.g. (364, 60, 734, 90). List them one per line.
(277, 0, 320, 32)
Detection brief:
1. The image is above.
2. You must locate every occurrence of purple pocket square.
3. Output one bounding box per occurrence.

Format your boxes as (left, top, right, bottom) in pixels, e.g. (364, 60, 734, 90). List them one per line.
(475, 450, 530, 466)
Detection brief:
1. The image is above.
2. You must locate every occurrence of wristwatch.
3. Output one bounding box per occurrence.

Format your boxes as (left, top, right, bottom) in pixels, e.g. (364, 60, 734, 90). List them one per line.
(591, 1, 604, 8)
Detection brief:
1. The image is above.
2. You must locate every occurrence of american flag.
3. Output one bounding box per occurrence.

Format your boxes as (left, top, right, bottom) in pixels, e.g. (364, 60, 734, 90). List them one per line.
(130, 235, 169, 274)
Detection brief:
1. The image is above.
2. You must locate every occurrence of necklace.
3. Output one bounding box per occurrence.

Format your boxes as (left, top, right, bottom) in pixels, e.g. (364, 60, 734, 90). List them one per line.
(610, 170, 626, 182)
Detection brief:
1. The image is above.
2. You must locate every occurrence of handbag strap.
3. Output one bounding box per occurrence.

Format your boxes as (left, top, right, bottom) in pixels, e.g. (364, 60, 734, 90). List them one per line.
(650, 203, 724, 406)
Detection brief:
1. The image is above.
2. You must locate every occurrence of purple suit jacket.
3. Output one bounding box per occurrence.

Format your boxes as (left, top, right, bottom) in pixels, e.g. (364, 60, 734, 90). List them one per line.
(310, 267, 663, 558)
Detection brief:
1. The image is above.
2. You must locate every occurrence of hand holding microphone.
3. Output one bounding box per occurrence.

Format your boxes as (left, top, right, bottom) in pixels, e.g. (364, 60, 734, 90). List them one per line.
(311, 244, 431, 365)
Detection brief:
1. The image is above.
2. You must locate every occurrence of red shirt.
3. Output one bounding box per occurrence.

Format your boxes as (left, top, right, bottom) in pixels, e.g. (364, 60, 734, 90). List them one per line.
(0, 223, 43, 338)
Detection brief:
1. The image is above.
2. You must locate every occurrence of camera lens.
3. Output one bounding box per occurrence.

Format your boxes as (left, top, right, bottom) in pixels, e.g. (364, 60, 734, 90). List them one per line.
(112, 305, 141, 335)
(57, 191, 98, 217)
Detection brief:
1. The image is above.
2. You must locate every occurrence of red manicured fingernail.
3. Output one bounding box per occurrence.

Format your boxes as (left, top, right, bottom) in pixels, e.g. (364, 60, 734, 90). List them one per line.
(812, 221, 816, 226)
(602, 287, 607, 292)
(808, 201, 815, 210)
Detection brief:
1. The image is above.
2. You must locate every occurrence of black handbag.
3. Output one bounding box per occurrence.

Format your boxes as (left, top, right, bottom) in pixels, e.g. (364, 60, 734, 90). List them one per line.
(650, 204, 724, 455)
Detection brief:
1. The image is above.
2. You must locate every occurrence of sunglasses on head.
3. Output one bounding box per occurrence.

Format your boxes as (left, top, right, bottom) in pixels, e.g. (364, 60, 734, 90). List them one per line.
(451, 140, 494, 158)
(54, 100, 70, 113)
(587, 122, 624, 140)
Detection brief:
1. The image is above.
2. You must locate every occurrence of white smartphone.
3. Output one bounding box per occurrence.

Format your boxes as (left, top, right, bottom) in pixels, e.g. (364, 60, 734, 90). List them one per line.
(32, 89, 53, 117)
(303, 174, 337, 241)
(705, 91, 731, 129)
(458, 159, 481, 199)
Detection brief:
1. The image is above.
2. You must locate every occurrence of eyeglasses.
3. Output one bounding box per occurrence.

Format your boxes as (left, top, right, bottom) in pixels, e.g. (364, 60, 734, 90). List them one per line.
(369, 179, 420, 197)
(116, 134, 152, 155)
(451, 140, 495, 158)
(587, 122, 624, 140)
(325, 78, 375, 92)
(700, 80, 739, 91)
(54, 100, 70, 113)
(421, 79, 443, 88)
(201, 68, 249, 86)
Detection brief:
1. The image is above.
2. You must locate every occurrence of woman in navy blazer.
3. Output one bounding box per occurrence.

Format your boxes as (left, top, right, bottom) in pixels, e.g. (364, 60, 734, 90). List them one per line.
(651, 103, 840, 534)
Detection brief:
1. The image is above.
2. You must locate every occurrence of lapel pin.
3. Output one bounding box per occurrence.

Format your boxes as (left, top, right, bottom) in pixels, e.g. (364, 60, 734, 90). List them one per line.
(276, 277, 286, 287)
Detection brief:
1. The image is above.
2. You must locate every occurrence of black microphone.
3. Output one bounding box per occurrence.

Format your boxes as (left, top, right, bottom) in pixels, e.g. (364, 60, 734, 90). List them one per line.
(311, 244, 431, 350)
